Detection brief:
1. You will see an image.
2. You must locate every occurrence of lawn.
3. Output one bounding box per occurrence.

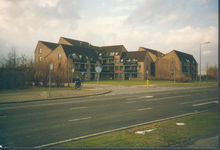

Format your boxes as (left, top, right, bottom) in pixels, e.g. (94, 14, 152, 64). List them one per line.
(54, 109, 218, 148)
(84, 79, 218, 86)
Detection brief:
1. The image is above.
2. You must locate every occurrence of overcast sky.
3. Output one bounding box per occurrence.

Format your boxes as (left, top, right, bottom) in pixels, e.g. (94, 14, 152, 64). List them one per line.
(0, 0, 218, 73)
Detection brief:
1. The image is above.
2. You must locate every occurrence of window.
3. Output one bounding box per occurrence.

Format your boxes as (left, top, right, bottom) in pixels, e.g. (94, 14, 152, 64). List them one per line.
(86, 56, 89, 60)
(146, 65, 148, 70)
(170, 65, 174, 71)
(132, 74, 137, 78)
(79, 55, 82, 59)
(115, 73, 118, 78)
(171, 73, 174, 77)
(95, 73, 98, 78)
(146, 58, 148, 63)
(110, 52, 114, 56)
(115, 59, 119, 63)
(39, 56, 41, 62)
(120, 66, 123, 71)
(120, 73, 123, 78)
(115, 52, 118, 55)
(109, 59, 114, 63)
(58, 63, 61, 68)
(103, 74, 107, 78)
(171, 57, 173, 63)
(139, 73, 142, 78)
(39, 48, 41, 54)
(86, 73, 89, 78)
(120, 59, 123, 62)
(99, 53, 102, 56)
(58, 53, 61, 59)
(115, 66, 119, 71)
(138, 65, 141, 70)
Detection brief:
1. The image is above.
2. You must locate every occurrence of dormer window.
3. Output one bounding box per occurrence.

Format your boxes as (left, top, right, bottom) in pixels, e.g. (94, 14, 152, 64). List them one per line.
(99, 53, 102, 56)
(39, 48, 41, 54)
(115, 52, 118, 55)
(120, 59, 123, 62)
(86, 56, 89, 59)
(110, 52, 114, 56)
(79, 55, 82, 59)
(72, 53, 77, 59)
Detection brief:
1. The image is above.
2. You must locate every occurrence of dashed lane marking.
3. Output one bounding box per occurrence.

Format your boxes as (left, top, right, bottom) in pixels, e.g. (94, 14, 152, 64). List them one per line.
(193, 101, 218, 107)
(137, 108, 151, 111)
(69, 117, 92, 122)
(180, 97, 218, 105)
(70, 106, 88, 110)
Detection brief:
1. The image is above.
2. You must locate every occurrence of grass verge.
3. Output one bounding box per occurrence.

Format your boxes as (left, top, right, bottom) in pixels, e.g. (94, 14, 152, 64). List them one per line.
(54, 109, 218, 148)
(84, 80, 218, 86)
(0, 86, 93, 94)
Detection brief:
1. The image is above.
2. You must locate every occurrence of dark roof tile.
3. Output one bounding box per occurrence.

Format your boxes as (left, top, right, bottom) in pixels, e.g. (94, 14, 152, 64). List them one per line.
(121, 51, 147, 62)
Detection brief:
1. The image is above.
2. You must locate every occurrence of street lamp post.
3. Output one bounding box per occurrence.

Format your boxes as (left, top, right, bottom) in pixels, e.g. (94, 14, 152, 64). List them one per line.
(200, 41, 210, 86)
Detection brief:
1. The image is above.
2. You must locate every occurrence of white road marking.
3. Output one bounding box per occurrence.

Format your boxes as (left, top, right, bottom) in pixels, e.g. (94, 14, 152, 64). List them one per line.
(69, 117, 92, 122)
(146, 94, 192, 101)
(70, 106, 87, 110)
(193, 101, 218, 107)
(0, 116, 7, 118)
(127, 96, 153, 101)
(180, 97, 218, 105)
(35, 109, 213, 148)
(125, 101, 136, 104)
(137, 108, 151, 111)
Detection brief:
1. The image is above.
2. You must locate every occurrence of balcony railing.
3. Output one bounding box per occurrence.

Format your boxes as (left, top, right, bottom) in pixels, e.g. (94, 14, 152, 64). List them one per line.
(76, 68, 87, 72)
(90, 69, 96, 72)
(90, 60, 96, 64)
(73, 59, 87, 63)
(124, 69, 137, 72)
(102, 56, 114, 58)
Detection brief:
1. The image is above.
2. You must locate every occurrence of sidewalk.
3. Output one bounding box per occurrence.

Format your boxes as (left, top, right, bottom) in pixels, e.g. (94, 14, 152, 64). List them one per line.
(0, 88, 111, 104)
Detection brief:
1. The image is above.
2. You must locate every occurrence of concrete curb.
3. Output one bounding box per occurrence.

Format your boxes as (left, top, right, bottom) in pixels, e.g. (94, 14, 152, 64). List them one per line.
(0, 89, 111, 105)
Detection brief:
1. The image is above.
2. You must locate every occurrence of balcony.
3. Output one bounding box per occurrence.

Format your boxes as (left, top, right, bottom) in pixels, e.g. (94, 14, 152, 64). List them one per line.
(102, 56, 114, 59)
(76, 68, 87, 72)
(90, 60, 97, 64)
(73, 59, 87, 63)
(108, 63, 114, 66)
(90, 69, 96, 72)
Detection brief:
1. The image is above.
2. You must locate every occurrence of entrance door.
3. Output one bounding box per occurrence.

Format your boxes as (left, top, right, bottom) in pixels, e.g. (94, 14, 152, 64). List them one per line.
(90, 73, 95, 81)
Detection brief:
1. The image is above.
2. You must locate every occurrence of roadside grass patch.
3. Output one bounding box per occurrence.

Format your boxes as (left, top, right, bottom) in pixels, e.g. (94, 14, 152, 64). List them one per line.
(54, 110, 218, 148)
(84, 80, 217, 86)
(0, 86, 93, 94)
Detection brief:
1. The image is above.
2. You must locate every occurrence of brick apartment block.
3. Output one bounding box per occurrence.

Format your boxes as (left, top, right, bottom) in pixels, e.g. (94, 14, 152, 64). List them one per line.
(34, 37, 198, 82)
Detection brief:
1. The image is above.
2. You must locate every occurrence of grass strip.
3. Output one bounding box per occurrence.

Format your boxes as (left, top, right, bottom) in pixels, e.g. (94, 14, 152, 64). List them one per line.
(54, 109, 218, 148)
(0, 87, 93, 94)
(84, 80, 218, 86)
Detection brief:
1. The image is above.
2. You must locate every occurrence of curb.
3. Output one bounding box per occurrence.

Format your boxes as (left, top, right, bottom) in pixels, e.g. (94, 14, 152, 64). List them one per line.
(0, 89, 112, 105)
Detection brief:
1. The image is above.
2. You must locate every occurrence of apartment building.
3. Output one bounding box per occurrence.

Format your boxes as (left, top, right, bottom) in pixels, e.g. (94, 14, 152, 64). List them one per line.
(155, 50, 198, 80)
(34, 37, 198, 82)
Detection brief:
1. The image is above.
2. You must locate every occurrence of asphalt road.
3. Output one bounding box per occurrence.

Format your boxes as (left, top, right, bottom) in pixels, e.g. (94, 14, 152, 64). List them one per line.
(0, 85, 218, 147)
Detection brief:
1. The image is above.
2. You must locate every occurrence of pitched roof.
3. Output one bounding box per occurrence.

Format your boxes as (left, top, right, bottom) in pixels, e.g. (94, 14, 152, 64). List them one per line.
(140, 47, 164, 56)
(61, 44, 99, 60)
(61, 37, 90, 48)
(173, 50, 197, 64)
(100, 45, 127, 55)
(120, 51, 147, 62)
(40, 41, 60, 50)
